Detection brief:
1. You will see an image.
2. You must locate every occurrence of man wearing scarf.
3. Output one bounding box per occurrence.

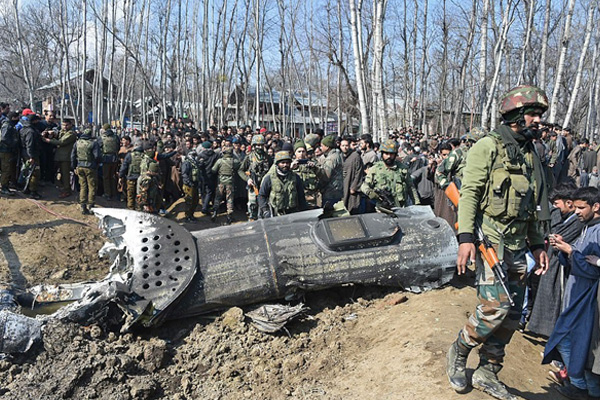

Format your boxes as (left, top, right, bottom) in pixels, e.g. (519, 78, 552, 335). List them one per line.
(447, 85, 552, 400)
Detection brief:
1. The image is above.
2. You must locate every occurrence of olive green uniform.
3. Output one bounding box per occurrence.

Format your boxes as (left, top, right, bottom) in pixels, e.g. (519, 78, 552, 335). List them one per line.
(316, 148, 344, 206)
(48, 128, 76, 194)
(456, 124, 549, 364)
(360, 160, 420, 208)
(213, 154, 240, 215)
(181, 155, 202, 218)
(71, 134, 101, 208)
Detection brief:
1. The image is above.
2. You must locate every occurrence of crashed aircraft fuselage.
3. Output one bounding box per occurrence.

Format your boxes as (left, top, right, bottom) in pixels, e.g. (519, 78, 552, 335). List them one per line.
(1, 206, 457, 353)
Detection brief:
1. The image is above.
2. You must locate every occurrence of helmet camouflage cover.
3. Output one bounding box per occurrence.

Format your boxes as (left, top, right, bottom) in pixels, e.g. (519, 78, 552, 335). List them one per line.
(274, 150, 292, 163)
(148, 162, 160, 174)
(499, 85, 549, 117)
(466, 126, 487, 142)
(380, 139, 399, 154)
(251, 134, 265, 145)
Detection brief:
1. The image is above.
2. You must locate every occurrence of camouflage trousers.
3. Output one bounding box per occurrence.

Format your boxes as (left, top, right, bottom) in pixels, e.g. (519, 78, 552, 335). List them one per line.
(0, 152, 16, 188)
(183, 184, 199, 218)
(247, 188, 258, 219)
(458, 247, 527, 364)
(216, 183, 234, 215)
(76, 167, 97, 206)
(126, 180, 137, 210)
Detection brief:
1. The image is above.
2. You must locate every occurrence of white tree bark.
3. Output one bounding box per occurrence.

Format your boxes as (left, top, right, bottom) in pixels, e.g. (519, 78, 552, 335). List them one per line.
(548, 0, 577, 124)
(539, 0, 551, 88)
(517, 0, 535, 86)
(349, 0, 369, 136)
(478, 0, 490, 128)
(562, 2, 595, 129)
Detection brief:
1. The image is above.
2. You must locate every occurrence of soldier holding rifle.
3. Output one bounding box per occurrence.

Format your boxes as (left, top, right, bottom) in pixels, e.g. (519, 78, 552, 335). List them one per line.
(446, 86, 551, 400)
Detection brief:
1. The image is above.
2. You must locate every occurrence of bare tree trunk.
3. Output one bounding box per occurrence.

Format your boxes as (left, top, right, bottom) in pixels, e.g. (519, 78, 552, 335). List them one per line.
(418, 0, 428, 134)
(562, 2, 595, 129)
(549, 0, 576, 123)
(13, 0, 35, 108)
(439, 0, 448, 135)
(483, 0, 515, 130)
(539, 0, 551, 88)
(479, 0, 490, 128)
(586, 22, 600, 137)
(517, 0, 535, 86)
(451, 1, 477, 134)
(81, 0, 87, 125)
(349, 0, 369, 136)
(371, 0, 388, 140)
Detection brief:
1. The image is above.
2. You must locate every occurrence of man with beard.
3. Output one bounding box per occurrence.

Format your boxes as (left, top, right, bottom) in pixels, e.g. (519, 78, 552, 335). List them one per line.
(360, 139, 419, 209)
(258, 150, 307, 218)
(340, 136, 364, 214)
(447, 85, 551, 400)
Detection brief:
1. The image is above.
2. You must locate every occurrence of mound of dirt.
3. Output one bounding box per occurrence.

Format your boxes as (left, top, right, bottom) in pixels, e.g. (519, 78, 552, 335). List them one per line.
(0, 193, 564, 399)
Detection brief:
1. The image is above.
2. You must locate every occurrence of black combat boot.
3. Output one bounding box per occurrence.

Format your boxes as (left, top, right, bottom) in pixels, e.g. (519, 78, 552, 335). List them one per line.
(472, 360, 517, 400)
(81, 204, 90, 215)
(211, 210, 217, 222)
(446, 339, 471, 393)
(225, 214, 232, 225)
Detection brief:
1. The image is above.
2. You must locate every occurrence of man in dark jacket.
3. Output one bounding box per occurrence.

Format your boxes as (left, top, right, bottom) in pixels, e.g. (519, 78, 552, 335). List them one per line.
(198, 141, 219, 215)
(98, 123, 120, 200)
(340, 136, 363, 214)
(0, 112, 20, 195)
(19, 110, 42, 198)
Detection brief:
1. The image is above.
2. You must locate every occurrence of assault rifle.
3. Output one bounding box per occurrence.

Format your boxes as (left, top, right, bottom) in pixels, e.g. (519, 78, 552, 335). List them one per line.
(445, 182, 514, 306)
(18, 160, 36, 193)
(374, 188, 396, 212)
(250, 170, 260, 195)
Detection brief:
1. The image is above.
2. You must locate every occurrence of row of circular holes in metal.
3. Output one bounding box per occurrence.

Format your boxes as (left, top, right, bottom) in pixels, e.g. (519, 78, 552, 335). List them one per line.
(137, 222, 191, 292)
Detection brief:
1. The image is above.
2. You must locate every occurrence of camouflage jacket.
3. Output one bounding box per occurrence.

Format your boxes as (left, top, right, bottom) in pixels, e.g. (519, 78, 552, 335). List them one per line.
(317, 148, 344, 199)
(137, 173, 160, 211)
(435, 146, 465, 189)
(360, 160, 420, 207)
(457, 125, 547, 251)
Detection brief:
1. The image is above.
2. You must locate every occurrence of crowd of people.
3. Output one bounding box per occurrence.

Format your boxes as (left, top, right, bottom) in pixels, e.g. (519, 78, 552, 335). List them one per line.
(2, 84, 600, 400)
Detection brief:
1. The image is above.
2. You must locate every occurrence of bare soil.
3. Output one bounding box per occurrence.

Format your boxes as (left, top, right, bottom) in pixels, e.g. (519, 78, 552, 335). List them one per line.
(0, 187, 565, 400)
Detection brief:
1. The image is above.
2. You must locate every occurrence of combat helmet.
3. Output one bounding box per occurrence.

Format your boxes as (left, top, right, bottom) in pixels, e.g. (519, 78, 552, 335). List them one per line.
(499, 85, 549, 123)
(380, 139, 399, 154)
(251, 134, 265, 145)
(274, 151, 292, 163)
(466, 127, 487, 142)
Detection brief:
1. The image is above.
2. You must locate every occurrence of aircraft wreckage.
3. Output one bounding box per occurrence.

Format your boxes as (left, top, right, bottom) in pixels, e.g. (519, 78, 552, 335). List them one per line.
(0, 206, 458, 355)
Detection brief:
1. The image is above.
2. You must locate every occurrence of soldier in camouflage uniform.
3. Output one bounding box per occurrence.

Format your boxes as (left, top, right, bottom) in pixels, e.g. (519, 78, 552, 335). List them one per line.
(435, 138, 465, 190)
(258, 151, 308, 217)
(71, 128, 101, 214)
(291, 139, 319, 206)
(119, 144, 144, 210)
(447, 86, 551, 400)
(239, 135, 271, 221)
(316, 135, 344, 208)
(181, 150, 203, 222)
(136, 162, 161, 213)
(360, 139, 419, 209)
(213, 147, 240, 224)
